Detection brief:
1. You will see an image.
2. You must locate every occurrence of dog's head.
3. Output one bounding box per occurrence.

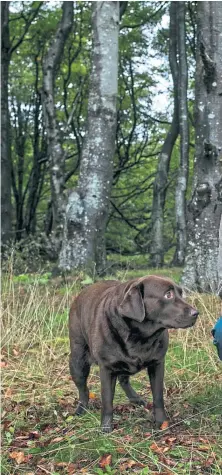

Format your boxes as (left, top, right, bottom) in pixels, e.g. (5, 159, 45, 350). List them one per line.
(119, 275, 199, 329)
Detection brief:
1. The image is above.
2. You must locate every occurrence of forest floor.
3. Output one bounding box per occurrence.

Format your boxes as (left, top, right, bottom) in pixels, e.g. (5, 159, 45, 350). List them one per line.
(1, 266, 222, 475)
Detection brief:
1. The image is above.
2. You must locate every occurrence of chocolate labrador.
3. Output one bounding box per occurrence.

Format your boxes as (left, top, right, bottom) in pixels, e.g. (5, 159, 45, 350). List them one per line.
(69, 275, 199, 432)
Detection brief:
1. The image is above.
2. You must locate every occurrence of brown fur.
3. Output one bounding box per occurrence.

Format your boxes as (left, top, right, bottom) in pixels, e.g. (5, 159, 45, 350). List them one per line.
(69, 275, 198, 432)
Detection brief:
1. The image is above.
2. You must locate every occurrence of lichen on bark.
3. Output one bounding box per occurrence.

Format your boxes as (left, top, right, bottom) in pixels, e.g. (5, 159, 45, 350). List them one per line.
(182, 1, 222, 292)
(59, 1, 119, 274)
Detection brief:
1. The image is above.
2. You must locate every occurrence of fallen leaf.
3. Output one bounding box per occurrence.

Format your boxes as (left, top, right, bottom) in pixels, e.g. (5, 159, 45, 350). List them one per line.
(122, 434, 133, 442)
(204, 457, 215, 467)
(172, 411, 180, 418)
(163, 457, 176, 467)
(2, 419, 12, 431)
(4, 387, 12, 398)
(0, 361, 8, 368)
(165, 437, 177, 445)
(37, 463, 55, 474)
(160, 420, 169, 430)
(99, 454, 112, 468)
(29, 430, 40, 439)
(150, 442, 160, 452)
(65, 430, 75, 437)
(177, 369, 185, 374)
(150, 442, 170, 454)
(24, 454, 33, 463)
(89, 392, 96, 399)
(50, 436, 64, 443)
(179, 436, 194, 446)
(14, 435, 29, 440)
(144, 432, 152, 438)
(67, 463, 78, 474)
(12, 435, 30, 449)
(121, 460, 137, 469)
(198, 445, 211, 452)
(12, 348, 20, 356)
(151, 472, 173, 475)
(199, 437, 210, 444)
(55, 462, 69, 467)
(119, 460, 145, 471)
(116, 447, 125, 454)
(9, 451, 26, 464)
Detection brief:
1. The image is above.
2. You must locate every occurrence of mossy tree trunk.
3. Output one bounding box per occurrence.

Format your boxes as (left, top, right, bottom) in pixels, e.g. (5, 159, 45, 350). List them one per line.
(174, 1, 189, 266)
(182, 2, 222, 292)
(59, 1, 119, 274)
(42, 2, 73, 247)
(149, 2, 179, 267)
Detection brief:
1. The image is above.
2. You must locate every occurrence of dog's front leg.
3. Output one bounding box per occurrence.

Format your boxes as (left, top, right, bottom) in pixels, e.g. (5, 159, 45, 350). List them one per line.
(147, 360, 168, 428)
(100, 366, 117, 433)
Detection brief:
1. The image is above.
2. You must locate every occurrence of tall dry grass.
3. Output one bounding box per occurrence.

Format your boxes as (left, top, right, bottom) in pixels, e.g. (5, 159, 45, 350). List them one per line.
(1, 269, 222, 475)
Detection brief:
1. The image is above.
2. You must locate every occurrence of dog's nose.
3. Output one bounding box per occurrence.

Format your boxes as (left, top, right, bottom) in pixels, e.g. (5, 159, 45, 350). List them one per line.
(190, 308, 199, 318)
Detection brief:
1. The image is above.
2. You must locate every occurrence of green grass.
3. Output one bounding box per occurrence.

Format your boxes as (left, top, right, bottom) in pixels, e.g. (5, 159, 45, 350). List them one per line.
(1, 269, 222, 474)
(115, 267, 183, 283)
(106, 253, 183, 283)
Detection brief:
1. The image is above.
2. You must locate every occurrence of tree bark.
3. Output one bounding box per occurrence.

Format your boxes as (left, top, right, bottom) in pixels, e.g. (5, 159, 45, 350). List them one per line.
(1, 2, 12, 246)
(59, 1, 119, 274)
(182, 2, 222, 292)
(174, 1, 189, 266)
(25, 52, 47, 236)
(42, 1, 73, 243)
(1, 2, 41, 247)
(149, 2, 179, 267)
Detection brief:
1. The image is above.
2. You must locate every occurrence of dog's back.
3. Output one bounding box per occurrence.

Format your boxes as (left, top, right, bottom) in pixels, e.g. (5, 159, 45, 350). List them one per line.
(69, 280, 119, 349)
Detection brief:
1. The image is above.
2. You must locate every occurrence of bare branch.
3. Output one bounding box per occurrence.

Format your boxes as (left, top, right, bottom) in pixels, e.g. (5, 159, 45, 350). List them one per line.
(120, 3, 166, 30)
(10, 2, 42, 55)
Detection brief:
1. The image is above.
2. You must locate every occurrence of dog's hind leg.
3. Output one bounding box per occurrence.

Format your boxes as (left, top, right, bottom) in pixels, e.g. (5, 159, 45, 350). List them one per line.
(118, 375, 145, 406)
(69, 344, 91, 415)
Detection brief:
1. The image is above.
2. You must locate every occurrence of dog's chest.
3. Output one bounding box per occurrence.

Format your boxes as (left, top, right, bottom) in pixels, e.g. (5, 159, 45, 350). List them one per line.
(102, 332, 166, 375)
(127, 334, 164, 365)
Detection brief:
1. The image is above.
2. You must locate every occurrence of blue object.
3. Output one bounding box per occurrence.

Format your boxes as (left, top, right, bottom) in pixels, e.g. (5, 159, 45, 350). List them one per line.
(212, 317, 222, 360)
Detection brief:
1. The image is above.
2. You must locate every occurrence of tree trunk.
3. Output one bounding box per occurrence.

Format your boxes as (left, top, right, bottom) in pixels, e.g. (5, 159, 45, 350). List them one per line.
(149, 2, 179, 267)
(14, 100, 27, 240)
(25, 53, 42, 236)
(174, 2, 189, 266)
(59, 1, 119, 274)
(42, 1, 73, 244)
(182, 2, 222, 292)
(1, 2, 12, 246)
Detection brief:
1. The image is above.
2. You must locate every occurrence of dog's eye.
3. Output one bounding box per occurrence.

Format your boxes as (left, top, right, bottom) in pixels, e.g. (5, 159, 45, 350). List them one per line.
(164, 290, 174, 299)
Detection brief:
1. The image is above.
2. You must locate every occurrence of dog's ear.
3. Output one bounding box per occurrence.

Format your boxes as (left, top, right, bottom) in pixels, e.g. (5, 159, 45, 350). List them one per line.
(119, 282, 145, 322)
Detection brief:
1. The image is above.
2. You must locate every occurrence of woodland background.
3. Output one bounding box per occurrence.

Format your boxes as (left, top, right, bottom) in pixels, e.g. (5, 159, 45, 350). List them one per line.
(1, 0, 221, 292)
(1, 2, 222, 475)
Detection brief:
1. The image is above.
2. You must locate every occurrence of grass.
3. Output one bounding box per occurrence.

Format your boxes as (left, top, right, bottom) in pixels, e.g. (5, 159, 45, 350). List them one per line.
(1, 268, 222, 475)
(106, 254, 183, 284)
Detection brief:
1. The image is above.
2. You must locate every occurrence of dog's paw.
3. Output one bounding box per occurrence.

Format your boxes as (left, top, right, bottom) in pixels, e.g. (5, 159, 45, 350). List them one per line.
(75, 402, 87, 416)
(155, 419, 169, 430)
(101, 415, 113, 433)
(101, 424, 113, 433)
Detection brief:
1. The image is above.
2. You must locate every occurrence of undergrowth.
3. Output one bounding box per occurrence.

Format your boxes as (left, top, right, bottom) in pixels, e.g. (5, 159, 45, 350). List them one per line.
(1, 268, 222, 474)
